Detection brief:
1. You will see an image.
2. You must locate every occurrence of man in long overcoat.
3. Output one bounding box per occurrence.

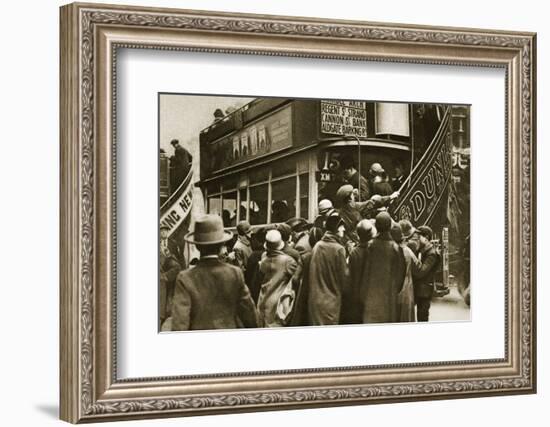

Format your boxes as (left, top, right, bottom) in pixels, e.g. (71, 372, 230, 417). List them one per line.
(308, 213, 349, 325)
(342, 219, 376, 324)
(171, 215, 258, 331)
(361, 212, 405, 323)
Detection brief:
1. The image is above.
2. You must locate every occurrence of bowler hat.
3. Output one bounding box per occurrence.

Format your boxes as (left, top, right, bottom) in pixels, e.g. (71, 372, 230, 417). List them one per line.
(417, 225, 434, 241)
(325, 213, 345, 233)
(375, 211, 392, 233)
(236, 220, 252, 236)
(265, 229, 284, 251)
(184, 214, 233, 245)
(160, 224, 170, 231)
(336, 184, 354, 201)
(399, 219, 417, 239)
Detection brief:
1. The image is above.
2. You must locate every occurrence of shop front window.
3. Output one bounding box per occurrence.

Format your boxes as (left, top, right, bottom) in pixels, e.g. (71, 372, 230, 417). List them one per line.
(222, 191, 238, 227)
(207, 196, 222, 217)
(249, 184, 268, 225)
(299, 174, 309, 219)
(239, 188, 248, 222)
(271, 177, 296, 223)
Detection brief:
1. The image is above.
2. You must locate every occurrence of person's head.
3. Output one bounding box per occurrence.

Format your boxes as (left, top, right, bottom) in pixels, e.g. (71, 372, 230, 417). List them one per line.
(369, 162, 385, 178)
(340, 156, 356, 180)
(326, 213, 346, 238)
(393, 160, 404, 177)
(213, 108, 224, 120)
(416, 225, 434, 248)
(308, 227, 324, 248)
(160, 225, 169, 239)
(251, 228, 267, 251)
(184, 214, 233, 256)
(276, 223, 292, 243)
(356, 219, 376, 243)
(390, 223, 404, 243)
(336, 184, 355, 205)
(170, 139, 179, 148)
(264, 229, 284, 251)
(318, 199, 334, 216)
(198, 243, 223, 257)
(375, 211, 392, 233)
(236, 220, 252, 237)
(398, 219, 416, 239)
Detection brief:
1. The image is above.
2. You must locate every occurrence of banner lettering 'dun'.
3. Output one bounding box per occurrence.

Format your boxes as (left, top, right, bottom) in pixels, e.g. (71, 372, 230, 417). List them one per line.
(389, 109, 452, 226)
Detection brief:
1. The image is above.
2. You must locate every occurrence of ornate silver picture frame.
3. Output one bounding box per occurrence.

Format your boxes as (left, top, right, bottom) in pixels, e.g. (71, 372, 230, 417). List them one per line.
(60, 2, 536, 423)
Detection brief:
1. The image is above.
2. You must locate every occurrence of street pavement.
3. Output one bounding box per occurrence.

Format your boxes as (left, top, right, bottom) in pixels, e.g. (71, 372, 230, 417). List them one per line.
(429, 286, 470, 321)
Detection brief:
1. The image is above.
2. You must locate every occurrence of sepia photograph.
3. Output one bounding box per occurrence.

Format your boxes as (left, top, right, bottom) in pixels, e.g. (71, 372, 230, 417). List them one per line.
(158, 95, 471, 332)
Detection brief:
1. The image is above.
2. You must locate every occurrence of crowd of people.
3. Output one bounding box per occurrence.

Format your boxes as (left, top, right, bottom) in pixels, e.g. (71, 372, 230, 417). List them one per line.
(160, 161, 443, 331)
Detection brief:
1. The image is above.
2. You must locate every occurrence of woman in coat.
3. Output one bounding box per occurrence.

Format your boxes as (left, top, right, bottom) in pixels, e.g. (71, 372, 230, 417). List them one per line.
(308, 213, 349, 326)
(391, 224, 417, 322)
(256, 230, 299, 327)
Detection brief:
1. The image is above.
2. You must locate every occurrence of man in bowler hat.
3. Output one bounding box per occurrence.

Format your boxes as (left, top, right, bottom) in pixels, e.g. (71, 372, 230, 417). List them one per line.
(171, 214, 258, 331)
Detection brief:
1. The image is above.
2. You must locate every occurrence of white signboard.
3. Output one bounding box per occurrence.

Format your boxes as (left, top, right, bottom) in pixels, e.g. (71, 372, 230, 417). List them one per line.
(321, 100, 367, 137)
(375, 102, 410, 137)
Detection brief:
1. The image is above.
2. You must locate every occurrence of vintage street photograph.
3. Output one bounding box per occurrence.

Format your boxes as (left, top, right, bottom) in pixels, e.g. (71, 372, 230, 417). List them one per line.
(159, 95, 471, 332)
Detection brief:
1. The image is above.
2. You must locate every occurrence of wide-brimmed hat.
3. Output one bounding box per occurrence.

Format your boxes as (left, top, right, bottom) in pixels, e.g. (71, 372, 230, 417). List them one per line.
(159, 224, 170, 231)
(184, 214, 233, 245)
(265, 229, 284, 251)
(336, 184, 354, 201)
(399, 219, 417, 239)
(375, 211, 392, 233)
(170, 139, 179, 146)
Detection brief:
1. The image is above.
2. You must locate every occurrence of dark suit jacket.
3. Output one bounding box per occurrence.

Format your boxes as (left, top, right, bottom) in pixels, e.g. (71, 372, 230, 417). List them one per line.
(412, 244, 440, 299)
(171, 258, 258, 331)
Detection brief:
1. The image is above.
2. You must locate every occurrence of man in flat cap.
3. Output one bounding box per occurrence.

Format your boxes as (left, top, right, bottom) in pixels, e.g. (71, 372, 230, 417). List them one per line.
(171, 214, 258, 331)
(412, 225, 441, 322)
(340, 155, 370, 201)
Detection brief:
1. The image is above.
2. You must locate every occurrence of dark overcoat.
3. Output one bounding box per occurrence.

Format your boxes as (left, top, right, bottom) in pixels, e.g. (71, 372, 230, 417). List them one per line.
(361, 232, 405, 323)
(342, 242, 368, 324)
(308, 232, 349, 325)
(397, 243, 418, 322)
(171, 258, 258, 331)
(412, 243, 440, 299)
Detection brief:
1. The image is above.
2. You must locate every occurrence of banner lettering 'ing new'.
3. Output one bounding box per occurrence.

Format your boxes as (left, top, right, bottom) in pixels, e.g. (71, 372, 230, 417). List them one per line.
(160, 170, 194, 237)
(389, 108, 452, 226)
